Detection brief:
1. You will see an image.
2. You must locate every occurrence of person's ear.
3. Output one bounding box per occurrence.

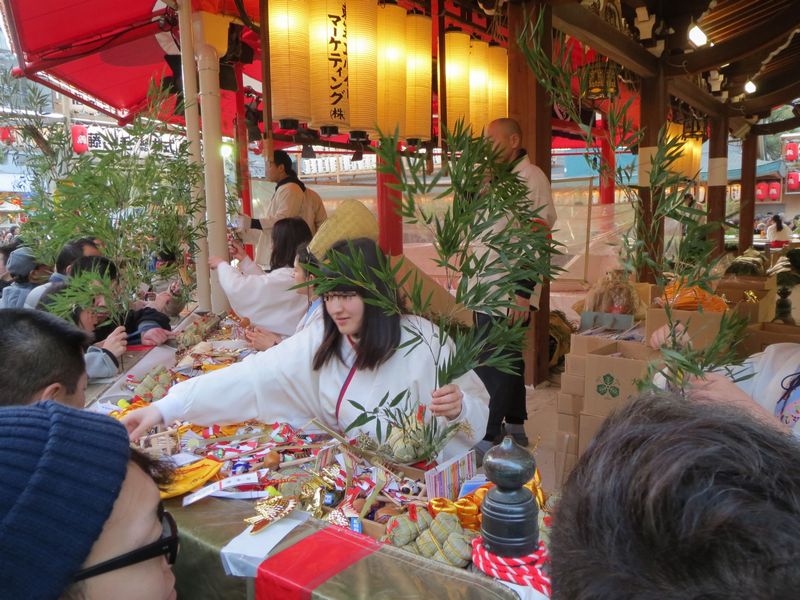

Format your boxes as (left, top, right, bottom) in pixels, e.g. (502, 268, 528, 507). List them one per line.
(510, 133, 522, 151)
(66, 265, 72, 276)
(35, 383, 64, 403)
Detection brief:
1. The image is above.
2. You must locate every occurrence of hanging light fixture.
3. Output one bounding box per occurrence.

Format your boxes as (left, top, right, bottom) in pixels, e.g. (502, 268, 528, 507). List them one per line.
(269, 1, 311, 129)
(404, 12, 432, 145)
(469, 38, 489, 135)
(667, 121, 702, 179)
(309, 0, 350, 136)
(444, 28, 471, 134)
(376, 2, 408, 137)
(301, 144, 317, 159)
(347, 0, 378, 142)
(682, 114, 706, 139)
(487, 42, 508, 123)
(585, 59, 619, 100)
(745, 80, 757, 94)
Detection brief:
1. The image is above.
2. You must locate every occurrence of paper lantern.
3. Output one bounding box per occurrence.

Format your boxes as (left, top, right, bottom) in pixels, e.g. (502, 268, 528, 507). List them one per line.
(269, 1, 311, 127)
(487, 43, 508, 123)
(468, 39, 489, 135)
(309, 0, 350, 135)
(666, 122, 701, 179)
(786, 142, 798, 162)
(788, 171, 800, 191)
(444, 29, 470, 134)
(376, 3, 407, 137)
(71, 124, 88, 154)
(756, 182, 768, 201)
(769, 181, 781, 200)
(0, 127, 14, 145)
(404, 13, 432, 143)
(347, 0, 377, 141)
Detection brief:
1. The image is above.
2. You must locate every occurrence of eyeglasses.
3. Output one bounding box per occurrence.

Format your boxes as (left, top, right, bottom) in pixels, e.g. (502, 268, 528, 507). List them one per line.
(72, 508, 179, 582)
(322, 291, 359, 302)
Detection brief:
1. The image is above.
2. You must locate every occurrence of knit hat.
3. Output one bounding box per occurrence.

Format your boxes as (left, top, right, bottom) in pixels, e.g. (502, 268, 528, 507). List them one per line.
(6, 246, 36, 277)
(0, 401, 131, 600)
(307, 200, 378, 261)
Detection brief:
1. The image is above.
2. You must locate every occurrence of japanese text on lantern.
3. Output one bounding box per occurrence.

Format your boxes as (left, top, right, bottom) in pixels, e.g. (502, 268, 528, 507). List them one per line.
(327, 5, 349, 122)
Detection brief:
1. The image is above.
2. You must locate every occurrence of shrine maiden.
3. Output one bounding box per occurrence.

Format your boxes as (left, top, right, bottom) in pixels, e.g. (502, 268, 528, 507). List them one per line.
(211, 218, 312, 337)
(123, 239, 489, 462)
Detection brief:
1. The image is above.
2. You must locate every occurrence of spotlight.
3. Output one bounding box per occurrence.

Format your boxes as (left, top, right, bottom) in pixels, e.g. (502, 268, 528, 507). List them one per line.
(351, 147, 364, 162)
(220, 143, 233, 159)
(744, 80, 757, 94)
(688, 24, 707, 47)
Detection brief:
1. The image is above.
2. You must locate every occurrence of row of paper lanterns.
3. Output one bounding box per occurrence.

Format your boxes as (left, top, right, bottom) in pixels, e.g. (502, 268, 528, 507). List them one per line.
(268, 0, 508, 141)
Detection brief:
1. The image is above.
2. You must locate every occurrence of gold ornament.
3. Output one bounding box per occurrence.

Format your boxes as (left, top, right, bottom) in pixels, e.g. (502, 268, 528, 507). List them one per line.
(246, 497, 298, 534)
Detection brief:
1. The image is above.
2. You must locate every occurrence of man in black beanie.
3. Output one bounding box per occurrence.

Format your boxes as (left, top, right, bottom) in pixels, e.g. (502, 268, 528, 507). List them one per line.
(0, 401, 177, 600)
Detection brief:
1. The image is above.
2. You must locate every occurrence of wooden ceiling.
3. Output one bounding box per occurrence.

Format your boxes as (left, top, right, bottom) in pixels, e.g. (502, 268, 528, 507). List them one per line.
(542, 0, 800, 124)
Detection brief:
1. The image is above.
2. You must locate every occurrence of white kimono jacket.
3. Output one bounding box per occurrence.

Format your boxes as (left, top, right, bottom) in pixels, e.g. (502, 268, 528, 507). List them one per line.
(726, 342, 800, 434)
(216, 257, 305, 337)
(156, 315, 489, 462)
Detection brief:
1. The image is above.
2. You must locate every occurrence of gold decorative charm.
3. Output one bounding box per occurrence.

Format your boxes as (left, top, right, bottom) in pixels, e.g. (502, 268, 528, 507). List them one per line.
(245, 497, 298, 534)
(744, 290, 759, 304)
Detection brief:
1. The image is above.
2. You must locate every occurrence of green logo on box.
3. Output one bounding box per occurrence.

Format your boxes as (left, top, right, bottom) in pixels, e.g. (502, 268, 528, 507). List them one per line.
(596, 374, 620, 398)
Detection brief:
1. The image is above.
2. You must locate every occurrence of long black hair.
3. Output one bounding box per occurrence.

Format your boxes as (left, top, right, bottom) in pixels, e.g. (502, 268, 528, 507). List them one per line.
(312, 238, 401, 371)
(270, 217, 312, 271)
(773, 214, 784, 231)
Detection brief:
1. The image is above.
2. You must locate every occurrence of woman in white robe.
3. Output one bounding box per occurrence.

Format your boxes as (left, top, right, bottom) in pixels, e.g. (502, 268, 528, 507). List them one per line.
(210, 218, 312, 337)
(123, 239, 489, 462)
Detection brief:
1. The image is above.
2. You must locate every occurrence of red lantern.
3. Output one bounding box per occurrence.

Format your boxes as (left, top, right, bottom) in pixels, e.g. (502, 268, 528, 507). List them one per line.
(756, 182, 768, 200)
(71, 124, 89, 154)
(788, 172, 800, 191)
(769, 181, 782, 200)
(786, 142, 798, 162)
(0, 127, 15, 145)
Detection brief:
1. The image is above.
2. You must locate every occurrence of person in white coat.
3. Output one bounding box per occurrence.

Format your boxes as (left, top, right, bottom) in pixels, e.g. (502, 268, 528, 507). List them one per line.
(211, 218, 312, 338)
(650, 325, 799, 436)
(122, 239, 489, 462)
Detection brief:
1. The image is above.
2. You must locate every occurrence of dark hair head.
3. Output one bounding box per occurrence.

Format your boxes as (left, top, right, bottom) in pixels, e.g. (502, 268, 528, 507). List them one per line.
(773, 214, 784, 231)
(56, 242, 82, 275)
(270, 217, 312, 271)
(273, 149, 295, 176)
(549, 391, 800, 600)
(0, 309, 91, 406)
(296, 242, 315, 272)
(312, 238, 401, 371)
(38, 281, 82, 324)
(0, 238, 21, 264)
(69, 255, 119, 281)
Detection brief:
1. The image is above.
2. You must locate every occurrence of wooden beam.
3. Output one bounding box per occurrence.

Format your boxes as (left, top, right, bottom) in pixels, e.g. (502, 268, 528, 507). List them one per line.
(551, 2, 659, 77)
(735, 79, 800, 115)
(739, 133, 757, 254)
(510, 0, 551, 386)
(707, 114, 728, 258)
(751, 115, 800, 136)
(663, 8, 800, 76)
(666, 76, 727, 117)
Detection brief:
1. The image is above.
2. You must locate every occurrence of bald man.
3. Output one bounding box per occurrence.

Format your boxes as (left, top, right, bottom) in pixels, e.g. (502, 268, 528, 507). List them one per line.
(472, 118, 556, 455)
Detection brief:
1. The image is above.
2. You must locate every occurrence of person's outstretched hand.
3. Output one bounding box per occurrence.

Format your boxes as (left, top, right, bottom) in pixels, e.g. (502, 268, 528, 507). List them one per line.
(649, 323, 690, 349)
(121, 405, 165, 441)
(245, 326, 281, 351)
(141, 328, 174, 346)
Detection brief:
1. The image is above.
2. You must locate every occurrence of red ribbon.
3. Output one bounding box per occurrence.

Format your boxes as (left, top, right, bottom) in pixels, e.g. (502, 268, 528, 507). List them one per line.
(256, 526, 380, 600)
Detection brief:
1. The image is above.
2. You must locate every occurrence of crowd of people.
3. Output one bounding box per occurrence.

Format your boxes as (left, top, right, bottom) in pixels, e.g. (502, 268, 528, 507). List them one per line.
(2, 119, 800, 598)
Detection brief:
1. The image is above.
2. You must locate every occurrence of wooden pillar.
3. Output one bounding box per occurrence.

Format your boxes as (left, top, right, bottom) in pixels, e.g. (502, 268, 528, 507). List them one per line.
(234, 63, 254, 260)
(509, 0, 551, 386)
(739, 132, 757, 254)
(707, 115, 728, 257)
(637, 65, 668, 283)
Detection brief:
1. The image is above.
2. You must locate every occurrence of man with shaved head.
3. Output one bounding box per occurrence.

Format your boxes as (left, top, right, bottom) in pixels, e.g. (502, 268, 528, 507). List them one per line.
(473, 118, 557, 456)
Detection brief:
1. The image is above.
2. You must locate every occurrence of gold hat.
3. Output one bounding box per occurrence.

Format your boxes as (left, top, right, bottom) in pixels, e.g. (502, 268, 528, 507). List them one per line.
(308, 200, 379, 260)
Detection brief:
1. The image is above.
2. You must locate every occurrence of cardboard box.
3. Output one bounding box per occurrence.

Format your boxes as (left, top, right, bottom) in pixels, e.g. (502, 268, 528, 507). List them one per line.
(570, 333, 616, 356)
(554, 451, 578, 489)
(579, 413, 606, 455)
(645, 308, 726, 350)
(390, 255, 472, 326)
(557, 392, 582, 415)
(561, 373, 585, 397)
(721, 287, 776, 324)
(584, 341, 661, 417)
(739, 322, 800, 358)
(633, 282, 663, 306)
(716, 274, 777, 292)
(565, 353, 586, 376)
(557, 414, 579, 454)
